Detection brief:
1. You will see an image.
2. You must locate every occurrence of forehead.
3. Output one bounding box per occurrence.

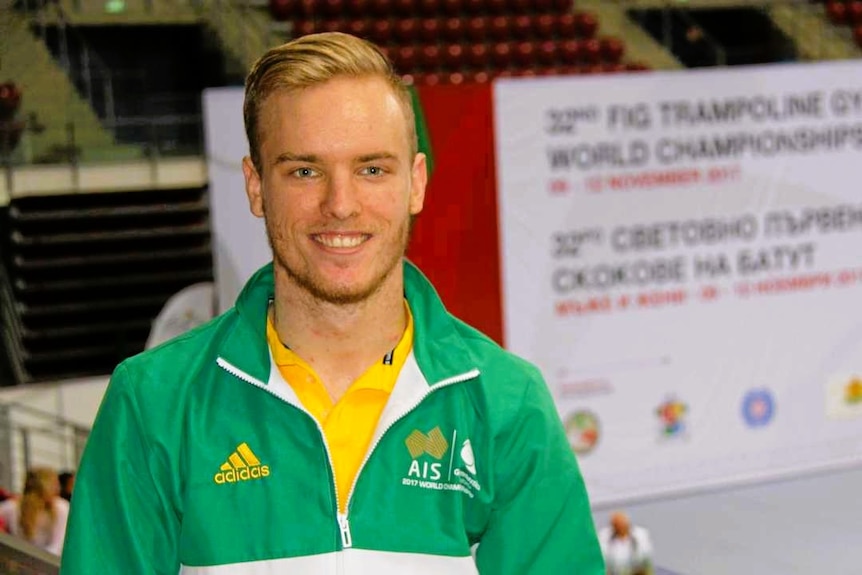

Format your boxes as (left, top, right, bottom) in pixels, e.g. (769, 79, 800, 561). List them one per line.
(257, 76, 411, 157)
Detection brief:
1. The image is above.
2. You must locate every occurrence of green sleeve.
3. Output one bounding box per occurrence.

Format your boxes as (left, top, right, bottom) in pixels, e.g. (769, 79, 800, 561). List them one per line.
(475, 373, 605, 574)
(60, 363, 181, 574)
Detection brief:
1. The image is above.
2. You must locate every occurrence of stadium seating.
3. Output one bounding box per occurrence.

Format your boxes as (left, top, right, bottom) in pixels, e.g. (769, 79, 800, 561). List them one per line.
(272, 0, 649, 83)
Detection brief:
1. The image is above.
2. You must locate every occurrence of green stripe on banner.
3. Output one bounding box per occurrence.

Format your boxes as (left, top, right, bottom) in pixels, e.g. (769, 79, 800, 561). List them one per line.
(410, 85, 434, 178)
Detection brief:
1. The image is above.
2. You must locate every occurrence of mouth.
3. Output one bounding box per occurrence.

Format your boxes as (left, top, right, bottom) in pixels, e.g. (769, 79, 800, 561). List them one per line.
(311, 233, 370, 250)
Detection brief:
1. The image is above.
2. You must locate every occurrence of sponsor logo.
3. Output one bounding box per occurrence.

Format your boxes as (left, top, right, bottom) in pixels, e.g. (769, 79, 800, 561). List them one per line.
(213, 442, 270, 484)
(742, 388, 775, 428)
(405, 427, 449, 459)
(401, 428, 481, 497)
(826, 375, 862, 420)
(565, 410, 600, 455)
(656, 397, 688, 438)
(846, 377, 862, 405)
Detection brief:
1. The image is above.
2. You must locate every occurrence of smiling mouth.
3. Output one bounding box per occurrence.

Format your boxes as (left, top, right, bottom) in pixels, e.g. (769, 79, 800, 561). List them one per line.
(312, 234, 370, 249)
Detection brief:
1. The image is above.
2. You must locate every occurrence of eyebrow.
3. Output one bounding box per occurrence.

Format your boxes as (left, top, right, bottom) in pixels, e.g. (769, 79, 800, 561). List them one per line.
(272, 152, 400, 166)
(273, 153, 319, 166)
(356, 152, 398, 163)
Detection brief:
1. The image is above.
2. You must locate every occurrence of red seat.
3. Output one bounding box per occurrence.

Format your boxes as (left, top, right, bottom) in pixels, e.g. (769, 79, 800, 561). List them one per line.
(293, 20, 317, 36)
(489, 16, 511, 42)
(442, 17, 465, 42)
(625, 62, 651, 72)
(487, 0, 508, 14)
(418, 0, 440, 15)
(849, 0, 862, 24)
(553, 0, 573, 12)
(556, 13, 577, 37)
(419, 44, 442, 70)
(491, 42, 513, 67)
(576, 12, 598, 38)
(442, 0, 463, 15)
(346, 0, 369, 17)
(321, 0, 344, 17)
(269, 0, 292, 21)
(533, 14, 555, 39)
(370, 19, 394, 43)
(512, 15, 532, 40)
(419, 18, 441, 42)
(558, 39, 582, 64)
(395, 18, 419, 43)
(396, 45, 420, 70)
(394, 0, 416, 16)
(369, 0, 394, 17)
(513, 41, 535, 67)
(826, 1, 847, 24)
(466, 17, 489, 42)
(536, 40, 557, 65)
(347, 19, 371, 37)
(468, 70, 492, 83)
(321, 19, 347, 33)
(582, 38, 601, 63)
(465, 0, 485, 14)
(600, 37, 625, 63)
(443, 44, 466, 69)
(467, 43, 490, 67)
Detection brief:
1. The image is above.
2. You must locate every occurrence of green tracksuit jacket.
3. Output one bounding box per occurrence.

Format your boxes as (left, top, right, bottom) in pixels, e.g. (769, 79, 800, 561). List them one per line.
(61, 262, 604, 574)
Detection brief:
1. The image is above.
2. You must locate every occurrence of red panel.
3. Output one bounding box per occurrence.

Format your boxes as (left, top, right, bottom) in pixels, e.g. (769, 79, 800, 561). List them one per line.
(407, 83, 504, 345)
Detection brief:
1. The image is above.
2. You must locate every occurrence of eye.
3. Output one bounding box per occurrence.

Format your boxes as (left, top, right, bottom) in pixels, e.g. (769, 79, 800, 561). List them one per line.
(360, 166, 385, 177)
(292, 167, 319, 178)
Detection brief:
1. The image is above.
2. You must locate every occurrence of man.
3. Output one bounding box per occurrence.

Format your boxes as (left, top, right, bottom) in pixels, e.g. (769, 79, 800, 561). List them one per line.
(599, 511, 654, 575)
(61, 32, 603, 574)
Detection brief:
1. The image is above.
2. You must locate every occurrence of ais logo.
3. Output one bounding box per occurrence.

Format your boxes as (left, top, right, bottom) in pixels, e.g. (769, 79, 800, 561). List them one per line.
(405, 426, 448, 480)
(214, 442, 270, 484)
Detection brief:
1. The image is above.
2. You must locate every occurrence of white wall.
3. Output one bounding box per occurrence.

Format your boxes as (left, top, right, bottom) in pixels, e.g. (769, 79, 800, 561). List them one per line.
(0, 376, 109, 428)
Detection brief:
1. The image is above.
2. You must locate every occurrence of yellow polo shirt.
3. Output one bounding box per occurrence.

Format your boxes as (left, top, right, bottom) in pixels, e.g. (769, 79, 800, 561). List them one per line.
(266, 304, 413, 512)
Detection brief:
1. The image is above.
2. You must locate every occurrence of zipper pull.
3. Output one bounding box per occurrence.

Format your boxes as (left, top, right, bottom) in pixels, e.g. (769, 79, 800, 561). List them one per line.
(337, 512, 353, 549)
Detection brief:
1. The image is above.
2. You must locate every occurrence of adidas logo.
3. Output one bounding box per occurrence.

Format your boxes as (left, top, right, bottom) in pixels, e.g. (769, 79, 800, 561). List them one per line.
(213, 442, 270, 484)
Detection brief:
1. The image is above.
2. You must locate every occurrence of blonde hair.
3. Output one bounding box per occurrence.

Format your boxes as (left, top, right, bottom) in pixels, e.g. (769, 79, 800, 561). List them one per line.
(19, 467, 58, 542)
(243, 32, 417, 171)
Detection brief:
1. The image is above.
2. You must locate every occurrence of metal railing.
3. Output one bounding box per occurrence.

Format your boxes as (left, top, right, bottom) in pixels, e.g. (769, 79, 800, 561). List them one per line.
(0, 531, 60, 575)
(14, 0, 119, 129)
(0, 402, 90, 494)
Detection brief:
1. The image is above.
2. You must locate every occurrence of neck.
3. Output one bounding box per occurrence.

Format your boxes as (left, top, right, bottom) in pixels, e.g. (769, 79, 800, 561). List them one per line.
(271, 265, 407, 399)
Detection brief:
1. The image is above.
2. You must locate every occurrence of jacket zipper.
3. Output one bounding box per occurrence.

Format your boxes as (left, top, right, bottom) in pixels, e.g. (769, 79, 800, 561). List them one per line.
(216, 357, 350, 549)
(342, 368, 481, 515)
(217, 358, 481, 555)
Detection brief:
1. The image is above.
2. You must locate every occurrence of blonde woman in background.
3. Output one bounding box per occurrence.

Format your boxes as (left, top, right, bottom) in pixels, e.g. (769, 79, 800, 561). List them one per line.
(0, 467, 69, 555)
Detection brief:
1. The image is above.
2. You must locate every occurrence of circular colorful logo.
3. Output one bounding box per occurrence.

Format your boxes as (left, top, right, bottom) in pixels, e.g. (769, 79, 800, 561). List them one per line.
(742, 389, 775, 428)
(565, 410, 600, 455)
(656, 397, 688, 437)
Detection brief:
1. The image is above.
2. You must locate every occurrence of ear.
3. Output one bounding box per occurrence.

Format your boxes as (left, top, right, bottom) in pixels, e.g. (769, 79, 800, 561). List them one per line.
(242, 156, 265, 218)
(409, 153, 427, 216)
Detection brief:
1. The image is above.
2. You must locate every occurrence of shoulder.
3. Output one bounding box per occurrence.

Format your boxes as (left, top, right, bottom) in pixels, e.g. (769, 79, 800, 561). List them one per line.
(0, 498, 18, 519)
(113, 307, 239, 395)
(53, 498, 70, 516)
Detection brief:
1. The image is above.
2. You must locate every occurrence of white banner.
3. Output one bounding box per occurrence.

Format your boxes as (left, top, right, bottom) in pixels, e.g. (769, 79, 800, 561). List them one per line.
(203, 87, 270, 313)
(494, 61, 862, 505)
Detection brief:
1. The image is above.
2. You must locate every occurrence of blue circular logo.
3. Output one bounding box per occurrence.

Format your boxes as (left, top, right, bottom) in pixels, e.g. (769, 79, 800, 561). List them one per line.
(742, 389, 775, 428)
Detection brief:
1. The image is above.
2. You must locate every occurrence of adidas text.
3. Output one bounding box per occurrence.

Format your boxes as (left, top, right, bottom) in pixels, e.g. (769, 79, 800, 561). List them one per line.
(214, 465, 270, 484)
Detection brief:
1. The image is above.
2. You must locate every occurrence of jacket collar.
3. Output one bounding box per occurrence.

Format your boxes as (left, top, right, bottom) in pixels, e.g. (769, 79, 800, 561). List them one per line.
(218, 261, 477, 387)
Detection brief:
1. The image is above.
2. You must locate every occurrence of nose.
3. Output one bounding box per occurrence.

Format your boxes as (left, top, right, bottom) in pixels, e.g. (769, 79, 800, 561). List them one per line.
(321, 170, 361, 220)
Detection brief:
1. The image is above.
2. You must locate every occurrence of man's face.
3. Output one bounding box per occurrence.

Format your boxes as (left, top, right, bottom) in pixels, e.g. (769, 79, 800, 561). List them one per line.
(243, 76, 427, 305)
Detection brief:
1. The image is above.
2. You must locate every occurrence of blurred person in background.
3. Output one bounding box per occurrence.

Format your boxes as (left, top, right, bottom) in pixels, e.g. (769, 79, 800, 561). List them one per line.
(61, 31, 603, 575)
(58, 471, 75, 502)
(0, 467, 69, 555)
(599, 511, 654, 575)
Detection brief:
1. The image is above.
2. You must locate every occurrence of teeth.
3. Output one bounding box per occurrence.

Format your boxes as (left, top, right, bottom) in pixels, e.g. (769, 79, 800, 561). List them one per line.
(318, 235, 364, 248)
